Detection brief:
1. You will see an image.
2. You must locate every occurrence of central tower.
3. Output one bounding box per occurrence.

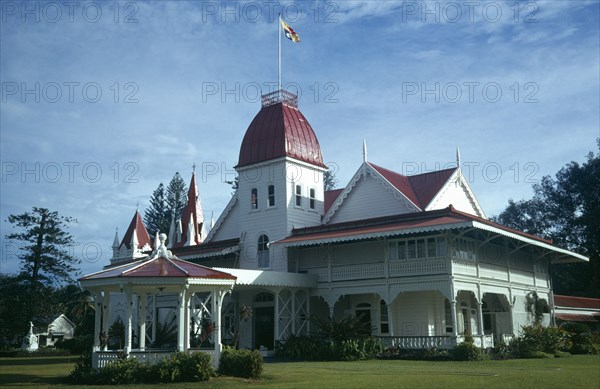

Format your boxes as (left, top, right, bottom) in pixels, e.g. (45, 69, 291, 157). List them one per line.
(236, 90, 327, 271)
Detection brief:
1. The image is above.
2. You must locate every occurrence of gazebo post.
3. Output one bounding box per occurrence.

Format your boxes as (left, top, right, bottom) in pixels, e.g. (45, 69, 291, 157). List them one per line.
(93, 292, 102, 351)
(101, 292, 110, 351)
(125, 288, 133, 354)
(140, 293, 147, 350)
(213, 289, 224, 368)
(177, 286, 188, 352)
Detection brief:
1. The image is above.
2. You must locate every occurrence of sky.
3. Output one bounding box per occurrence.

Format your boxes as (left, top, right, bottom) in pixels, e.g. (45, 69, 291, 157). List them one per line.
(1, 0, 599, 278)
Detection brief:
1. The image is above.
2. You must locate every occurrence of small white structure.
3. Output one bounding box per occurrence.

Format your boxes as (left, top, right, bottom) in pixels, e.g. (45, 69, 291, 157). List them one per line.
(21, 322, 38, 351)
(38, 314, 76, 347)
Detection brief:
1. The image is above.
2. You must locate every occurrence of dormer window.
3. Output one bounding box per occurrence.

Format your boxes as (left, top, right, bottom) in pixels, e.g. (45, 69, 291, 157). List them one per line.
(309, 188, 316, 209)
(295, 185, 302, 207)
(268, 185, 275, 207)
(251, 188, 258, 209)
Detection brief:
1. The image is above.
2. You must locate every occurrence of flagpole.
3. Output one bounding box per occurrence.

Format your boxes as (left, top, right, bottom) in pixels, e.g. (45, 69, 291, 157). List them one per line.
(278, 13, 282, 91)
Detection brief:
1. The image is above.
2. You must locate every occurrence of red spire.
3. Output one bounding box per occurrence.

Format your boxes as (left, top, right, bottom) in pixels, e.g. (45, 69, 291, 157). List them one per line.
(120, 210, 152, 250)
(171, 172, 205, 248)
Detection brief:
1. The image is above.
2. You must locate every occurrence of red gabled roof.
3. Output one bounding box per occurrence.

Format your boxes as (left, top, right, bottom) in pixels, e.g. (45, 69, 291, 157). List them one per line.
(79, 256, 236, 280)
(277, 205, 553, 246)
(554, 295, 600, 310)
(324, 189, 344, 213)
(368, 162, 457, 209)
(237, 102, 327, 169)
(408, 168, 457, 208)
(120, 210, 152, 250)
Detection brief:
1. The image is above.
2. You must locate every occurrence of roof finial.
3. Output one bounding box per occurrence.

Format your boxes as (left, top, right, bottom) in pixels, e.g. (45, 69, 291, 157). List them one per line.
(192, 163, 196, 174)
(136, 201, 140, 212)
(363, 139, 368, 163)
(456, 146, 461, 168)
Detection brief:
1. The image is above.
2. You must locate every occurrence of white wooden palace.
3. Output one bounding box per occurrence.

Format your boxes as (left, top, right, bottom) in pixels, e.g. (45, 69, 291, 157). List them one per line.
(79, 90, 587, 367)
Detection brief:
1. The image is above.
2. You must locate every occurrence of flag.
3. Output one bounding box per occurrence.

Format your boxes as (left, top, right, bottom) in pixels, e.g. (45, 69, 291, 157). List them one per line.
(280, 17, 300, 43)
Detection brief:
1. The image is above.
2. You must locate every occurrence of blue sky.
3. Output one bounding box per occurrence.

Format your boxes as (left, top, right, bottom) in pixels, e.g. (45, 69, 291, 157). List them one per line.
(1, 0, 599, 278)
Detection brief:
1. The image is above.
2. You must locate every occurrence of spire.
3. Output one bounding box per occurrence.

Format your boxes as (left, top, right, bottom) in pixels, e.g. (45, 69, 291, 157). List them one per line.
(120, 210, 152, 250)
(131, 228, 139, 250)
(363, 139, 368, 162)
(172, 171, 206, 248)
(167, 216, 175, 248)
(456, 146, 461, 168)
(153, 231, 160, 251)
(112, 228, 120, 249)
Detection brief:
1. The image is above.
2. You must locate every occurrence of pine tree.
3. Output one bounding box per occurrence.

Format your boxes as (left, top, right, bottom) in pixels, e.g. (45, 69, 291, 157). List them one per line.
(166, 172, 188, 223)
(324, 169, 338, 191)
(5, 207, 79, 284)
(144, 183, 169, 235)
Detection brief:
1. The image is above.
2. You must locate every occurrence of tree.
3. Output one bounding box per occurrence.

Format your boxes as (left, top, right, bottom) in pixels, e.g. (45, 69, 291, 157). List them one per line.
(144, 183, 170, 235)
(324, 169, 338, 191)
(5, 207, 79, 284)
(166, 172, 188, 223)
(494, 141, 600, 297)
(225, 175, 239, 196)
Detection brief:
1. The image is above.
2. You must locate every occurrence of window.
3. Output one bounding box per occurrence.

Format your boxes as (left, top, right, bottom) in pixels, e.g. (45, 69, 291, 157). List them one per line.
(251, 188, 258, 209)
(257, 235, 269, 268)
(445, 300, 453, 333)
(453, 238, 476, 261)
(417, 239, 426, 258)
(380, 300, 389, 334)
(295, 185, 302, 206)
(387, 237, 446, 260)
(309, 188, 316, 209)
(268, 185, 275, 207)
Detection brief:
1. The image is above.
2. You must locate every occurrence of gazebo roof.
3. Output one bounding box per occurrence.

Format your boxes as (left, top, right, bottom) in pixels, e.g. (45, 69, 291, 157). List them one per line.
(79, 256, 236, 281)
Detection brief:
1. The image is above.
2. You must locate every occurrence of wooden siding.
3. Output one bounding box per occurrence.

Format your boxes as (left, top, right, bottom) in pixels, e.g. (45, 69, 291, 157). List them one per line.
(329, 173, 416, 224)
(428, 175, 480, 216)
(210, 200, 240, 242)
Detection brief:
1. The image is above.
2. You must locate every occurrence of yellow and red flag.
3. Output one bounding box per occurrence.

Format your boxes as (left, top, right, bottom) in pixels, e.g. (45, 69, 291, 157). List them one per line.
(280, 17, 300, 43)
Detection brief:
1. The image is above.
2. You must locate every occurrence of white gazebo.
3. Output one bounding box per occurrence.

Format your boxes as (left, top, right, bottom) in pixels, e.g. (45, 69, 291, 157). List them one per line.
(79, 234, 236, 368)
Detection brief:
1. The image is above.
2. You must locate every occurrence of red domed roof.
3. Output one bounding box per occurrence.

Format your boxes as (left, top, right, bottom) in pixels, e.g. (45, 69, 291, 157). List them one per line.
(237, 94, 326, 169)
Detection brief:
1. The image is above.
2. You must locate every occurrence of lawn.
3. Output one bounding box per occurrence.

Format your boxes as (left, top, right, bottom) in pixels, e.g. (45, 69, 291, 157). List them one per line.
(1, 355, 599, 388)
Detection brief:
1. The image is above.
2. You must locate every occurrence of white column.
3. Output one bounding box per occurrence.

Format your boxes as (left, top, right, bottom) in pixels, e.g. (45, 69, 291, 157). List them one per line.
(139, 293, 147, 350)
(178, 287, 187, 351)
(93, 292, 102, 351)
(291, 290, 296, 334)
(124, 289, 133, 354)
(151, 294, 156, 345)
(214, 289, 224, 368)
(101, 292, 110, 351)
(451, 300, 458, 337)
(274, 290, 280, 344)
(477, 302, 484, 335)
(185, 292, 193, 350)
(387, 304, 394, 337)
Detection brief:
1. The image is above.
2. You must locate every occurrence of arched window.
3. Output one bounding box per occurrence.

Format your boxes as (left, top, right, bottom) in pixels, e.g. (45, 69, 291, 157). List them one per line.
(257, 235, 269, 268)
(251, 188, 258, 209)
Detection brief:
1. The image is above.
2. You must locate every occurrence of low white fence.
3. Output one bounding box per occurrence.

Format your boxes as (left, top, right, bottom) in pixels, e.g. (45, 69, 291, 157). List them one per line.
(92, 349, 216, 369)
(379, 335, 494, 349)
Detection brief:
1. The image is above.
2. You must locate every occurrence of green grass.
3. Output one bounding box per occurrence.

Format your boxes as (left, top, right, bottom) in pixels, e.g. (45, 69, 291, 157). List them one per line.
(1, 355, 599, 388)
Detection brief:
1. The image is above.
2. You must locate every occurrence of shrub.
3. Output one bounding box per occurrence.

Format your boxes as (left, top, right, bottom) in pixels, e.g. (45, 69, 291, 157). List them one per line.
(159, 352, 214, 382)
(510, 325, 571, 358)
(277, 335, 383, 362)
(67, 351, 214, 385)
(561, 322, 600, 355)
(450, 337, 485, 361)
(378, 346, 450, 361)
(218, 348, 263, 379)
(0, 348, 71, 357)
(55, 335, 93, 354)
